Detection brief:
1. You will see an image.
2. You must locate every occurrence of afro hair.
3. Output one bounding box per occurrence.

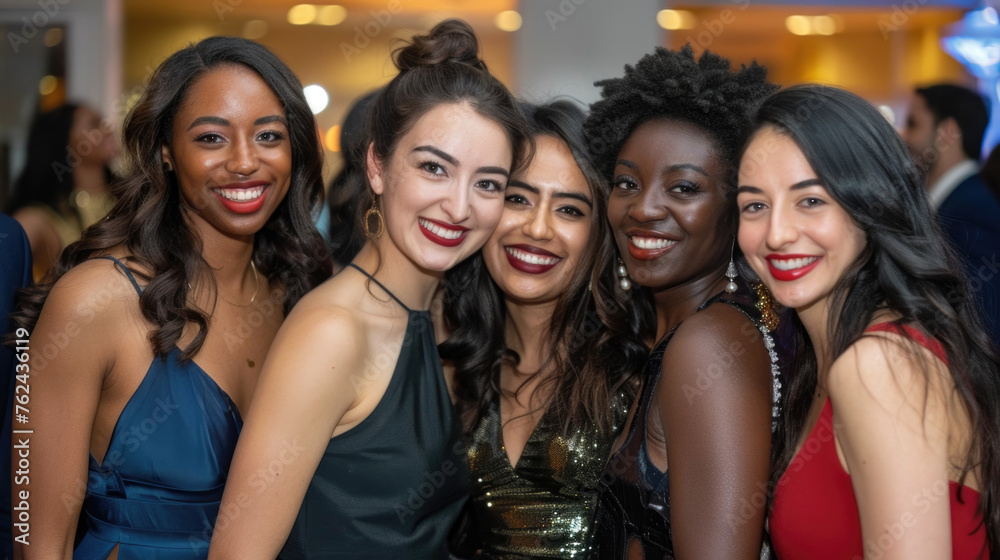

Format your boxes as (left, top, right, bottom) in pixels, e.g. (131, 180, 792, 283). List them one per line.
(584, 45, 777, 183)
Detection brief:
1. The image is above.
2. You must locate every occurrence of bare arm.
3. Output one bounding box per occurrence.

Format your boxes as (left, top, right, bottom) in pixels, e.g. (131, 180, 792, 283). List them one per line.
(12, 208, 61, 278)
(658, 304, 773, 559)
(829, 335, 955, 560)
(208, 299, 365, 559)
(14, 262, 127, 559)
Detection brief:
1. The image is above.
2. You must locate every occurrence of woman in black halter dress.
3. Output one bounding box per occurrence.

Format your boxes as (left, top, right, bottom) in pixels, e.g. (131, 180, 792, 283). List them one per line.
(209, 20, 532, 559)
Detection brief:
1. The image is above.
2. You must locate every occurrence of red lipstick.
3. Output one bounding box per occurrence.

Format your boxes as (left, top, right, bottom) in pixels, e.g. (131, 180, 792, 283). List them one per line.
(625, 230, 680, 262)
(419, 217, 470, 247)
(504, 244, 562, 274)
(213, 181, 269, 214)
(766, 253, 822, 281)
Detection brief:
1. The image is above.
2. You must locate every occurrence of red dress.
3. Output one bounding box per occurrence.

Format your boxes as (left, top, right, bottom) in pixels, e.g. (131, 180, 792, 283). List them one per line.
(769, 323, 989, 559)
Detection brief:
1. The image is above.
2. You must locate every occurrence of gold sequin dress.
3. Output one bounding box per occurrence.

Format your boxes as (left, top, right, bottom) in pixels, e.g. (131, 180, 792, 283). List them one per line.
(465, 392, 631, 559)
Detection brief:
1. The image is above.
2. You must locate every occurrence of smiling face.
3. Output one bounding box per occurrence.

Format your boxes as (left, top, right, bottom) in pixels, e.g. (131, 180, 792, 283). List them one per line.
(70, 105, 117, 166)
(482, 135, 594, 305)
(607, 118, 732, 291)
(737, 127, 867, 316)
(162, 64, 292, 240)
(368, 101, 513, 273)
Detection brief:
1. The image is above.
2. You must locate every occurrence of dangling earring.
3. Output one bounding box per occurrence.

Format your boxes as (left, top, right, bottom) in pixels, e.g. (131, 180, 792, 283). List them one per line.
(617, 258, 631, 291)
(724, 237, 739, 293)
(364, 195, 384, 239)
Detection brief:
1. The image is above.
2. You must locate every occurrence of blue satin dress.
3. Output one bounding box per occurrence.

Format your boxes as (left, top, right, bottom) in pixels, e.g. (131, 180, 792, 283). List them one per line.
(74, 256, 243, 560)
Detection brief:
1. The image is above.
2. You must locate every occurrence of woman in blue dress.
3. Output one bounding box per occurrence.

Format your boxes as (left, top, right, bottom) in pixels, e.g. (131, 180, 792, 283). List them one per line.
(13, 37, 331, 559)
(208, 19, 532, 560)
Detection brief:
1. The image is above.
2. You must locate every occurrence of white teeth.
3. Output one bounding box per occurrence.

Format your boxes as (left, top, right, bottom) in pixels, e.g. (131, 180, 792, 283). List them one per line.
(419, 218, 464, 240)
(216, 186, 264, 202)
(505, 247, 561, 266)
(630, 236, 678, 250)
(771, 256, 819, 271)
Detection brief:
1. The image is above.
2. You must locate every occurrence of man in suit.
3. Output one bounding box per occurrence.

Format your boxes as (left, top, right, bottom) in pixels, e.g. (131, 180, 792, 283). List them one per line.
(902, 84, 1000, 345)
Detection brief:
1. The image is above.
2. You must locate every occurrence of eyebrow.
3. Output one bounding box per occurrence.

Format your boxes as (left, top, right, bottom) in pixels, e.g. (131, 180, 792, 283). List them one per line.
(615, 159, 709, 177)
(738, 178, 824, 194)
(507, 180, 593, 207)
(413, 145, 510, 178)
(187, 115, 288, 130)
(413, 145, 458, 165)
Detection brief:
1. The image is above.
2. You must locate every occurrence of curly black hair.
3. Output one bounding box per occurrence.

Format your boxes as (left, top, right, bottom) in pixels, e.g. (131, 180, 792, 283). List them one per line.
(584, 45, 777, 185)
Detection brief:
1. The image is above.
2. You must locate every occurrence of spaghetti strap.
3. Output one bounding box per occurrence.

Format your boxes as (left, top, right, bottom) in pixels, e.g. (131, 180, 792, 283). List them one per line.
(347, 262, 412, 312)
(97, 255, 143, 296)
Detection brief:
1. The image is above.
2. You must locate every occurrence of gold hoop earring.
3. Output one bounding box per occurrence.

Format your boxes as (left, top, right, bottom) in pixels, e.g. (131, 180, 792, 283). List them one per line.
(364, 196, 384, 239)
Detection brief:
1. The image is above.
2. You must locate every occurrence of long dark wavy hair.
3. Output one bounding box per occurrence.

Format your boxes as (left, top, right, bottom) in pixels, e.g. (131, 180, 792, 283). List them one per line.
(355, 18, 533, 260)
(440, 99, 653, 436)
(750, 84, 1000, 554)
(12, 36, 332, 361)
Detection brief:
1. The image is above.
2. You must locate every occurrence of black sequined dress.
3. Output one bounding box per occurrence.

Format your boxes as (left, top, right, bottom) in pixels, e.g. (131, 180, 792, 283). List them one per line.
(592, 288, 782, 559)
(465, 389, 631, 559)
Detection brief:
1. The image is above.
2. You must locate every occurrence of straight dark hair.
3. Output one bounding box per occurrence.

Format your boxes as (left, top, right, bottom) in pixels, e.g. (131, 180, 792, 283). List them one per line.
(748, 84, 1000, 555)
(440, 99, 653, 436)
(13, 36, 332, 360)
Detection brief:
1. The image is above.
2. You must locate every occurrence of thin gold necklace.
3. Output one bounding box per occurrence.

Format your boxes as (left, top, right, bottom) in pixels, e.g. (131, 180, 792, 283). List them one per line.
(216, 260, 259, 307)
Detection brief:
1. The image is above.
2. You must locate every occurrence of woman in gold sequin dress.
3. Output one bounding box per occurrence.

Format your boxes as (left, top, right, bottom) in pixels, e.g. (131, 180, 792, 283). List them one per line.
(441, 100, 652, 559)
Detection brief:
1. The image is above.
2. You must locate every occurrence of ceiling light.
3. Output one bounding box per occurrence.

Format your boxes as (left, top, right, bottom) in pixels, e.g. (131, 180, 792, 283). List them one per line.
(317, 5, 347, 26)
(495, 10, 522, 32)
(785, 15, 811, 36)
(657, 9, 696, 30)
(303, 84, 329, 115)
(287, 4, 317, 25)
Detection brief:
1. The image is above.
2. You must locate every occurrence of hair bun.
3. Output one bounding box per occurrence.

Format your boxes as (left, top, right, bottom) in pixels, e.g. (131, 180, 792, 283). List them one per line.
(394, 19, 487, 73)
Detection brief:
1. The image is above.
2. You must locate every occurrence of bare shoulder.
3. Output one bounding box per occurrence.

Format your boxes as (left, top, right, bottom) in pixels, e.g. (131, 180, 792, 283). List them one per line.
(658, 300, 772, 405)
(677, 301, 766, 345)
(12, 206, 56, 238)
(267, 286, 368, 378)
(42, 257, 145, 324)
(828, 328, 951, 413)
(664, 301, 771, 376)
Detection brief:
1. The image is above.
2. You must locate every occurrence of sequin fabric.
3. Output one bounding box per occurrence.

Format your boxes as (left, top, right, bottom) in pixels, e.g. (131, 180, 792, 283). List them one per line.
(466, 391, 632, 559)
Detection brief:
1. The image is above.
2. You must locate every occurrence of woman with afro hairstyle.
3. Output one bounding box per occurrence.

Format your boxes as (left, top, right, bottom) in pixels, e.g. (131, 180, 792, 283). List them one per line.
(583, 45, 786, 559)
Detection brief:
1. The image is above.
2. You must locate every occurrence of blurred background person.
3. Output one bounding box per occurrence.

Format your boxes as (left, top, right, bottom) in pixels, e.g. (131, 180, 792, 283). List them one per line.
(441, 99, 651, 559)
(6, 103, 117, 282)
(978, 142, 1000, 204)
(901, 84, 1000, 343)
(326, 89, 379, 269)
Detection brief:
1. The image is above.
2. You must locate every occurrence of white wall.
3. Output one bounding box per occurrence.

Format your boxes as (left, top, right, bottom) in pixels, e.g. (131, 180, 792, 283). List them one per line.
(514, 0, 663, 105)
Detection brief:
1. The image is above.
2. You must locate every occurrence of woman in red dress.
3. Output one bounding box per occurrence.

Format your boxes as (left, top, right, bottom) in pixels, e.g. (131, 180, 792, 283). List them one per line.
(737, 84, 1000, 559)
